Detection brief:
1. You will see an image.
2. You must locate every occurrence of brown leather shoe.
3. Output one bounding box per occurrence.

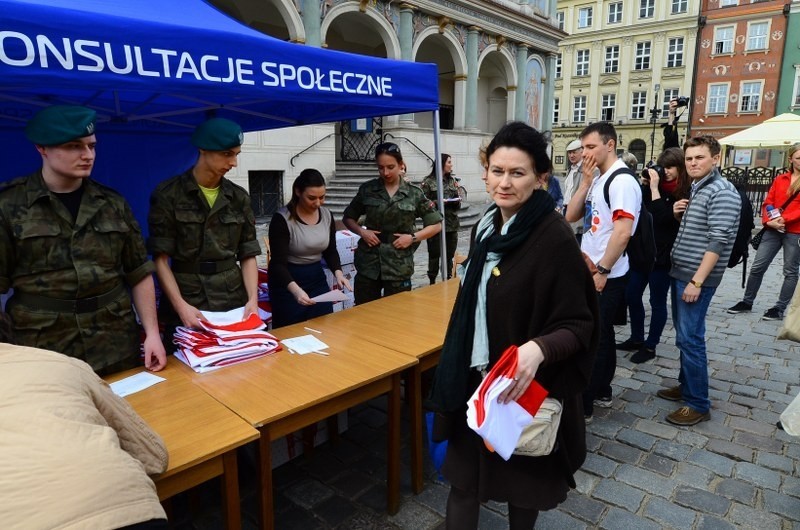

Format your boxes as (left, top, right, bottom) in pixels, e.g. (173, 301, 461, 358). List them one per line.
(656, 385, 682, 401)
(666, 406, 710, 426)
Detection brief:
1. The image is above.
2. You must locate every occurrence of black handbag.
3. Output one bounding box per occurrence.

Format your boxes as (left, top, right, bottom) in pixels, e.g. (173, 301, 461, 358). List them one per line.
(750, 228, 766, 250)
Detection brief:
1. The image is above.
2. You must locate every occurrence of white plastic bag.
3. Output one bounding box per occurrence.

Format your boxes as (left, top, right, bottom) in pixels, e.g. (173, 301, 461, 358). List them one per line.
(780, 391, 800, 437)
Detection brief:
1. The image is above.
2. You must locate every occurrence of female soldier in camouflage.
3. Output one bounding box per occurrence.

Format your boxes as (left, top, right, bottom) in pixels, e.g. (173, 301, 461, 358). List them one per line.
(421, 153, 461, 284)
(342, 143, 442, 304)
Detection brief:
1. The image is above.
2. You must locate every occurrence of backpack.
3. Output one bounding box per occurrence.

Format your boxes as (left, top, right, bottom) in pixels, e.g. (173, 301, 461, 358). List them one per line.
(603, 168, 657, 274)
(727, 185, 755, 288)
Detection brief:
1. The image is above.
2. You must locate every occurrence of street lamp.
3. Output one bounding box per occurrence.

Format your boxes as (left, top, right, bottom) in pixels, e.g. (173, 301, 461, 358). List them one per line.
(648, 83, 661, 164)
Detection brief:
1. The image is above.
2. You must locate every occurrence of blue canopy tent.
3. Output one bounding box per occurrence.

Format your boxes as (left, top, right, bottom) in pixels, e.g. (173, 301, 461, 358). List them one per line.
(0, 0, 446, 259)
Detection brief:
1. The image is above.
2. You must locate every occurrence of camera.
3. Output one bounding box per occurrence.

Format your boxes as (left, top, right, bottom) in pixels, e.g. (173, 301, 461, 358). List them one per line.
(674, 96, 689, 107)
(641, 162, 666, 181)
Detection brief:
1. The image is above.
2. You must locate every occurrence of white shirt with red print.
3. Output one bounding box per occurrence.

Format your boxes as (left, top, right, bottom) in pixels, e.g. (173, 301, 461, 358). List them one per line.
(580, 158, 642, 279)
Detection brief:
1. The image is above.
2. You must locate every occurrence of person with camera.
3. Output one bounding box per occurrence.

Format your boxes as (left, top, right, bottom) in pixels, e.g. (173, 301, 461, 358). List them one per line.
(728, 143, 800, 320)
(617, 147, 690, 363)
(663, 98, 688, 150)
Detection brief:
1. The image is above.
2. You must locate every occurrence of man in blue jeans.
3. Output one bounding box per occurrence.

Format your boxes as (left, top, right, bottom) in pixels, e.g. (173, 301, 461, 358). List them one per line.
(660, 136, 740, 426)
(565, 122, 641, 421)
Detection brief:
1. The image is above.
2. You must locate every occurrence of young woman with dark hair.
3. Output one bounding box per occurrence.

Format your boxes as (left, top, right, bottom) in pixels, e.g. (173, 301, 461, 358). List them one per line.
(342, 143, 442, 303)
(268, 169, 351, 327)
(421, 153, 461, 284)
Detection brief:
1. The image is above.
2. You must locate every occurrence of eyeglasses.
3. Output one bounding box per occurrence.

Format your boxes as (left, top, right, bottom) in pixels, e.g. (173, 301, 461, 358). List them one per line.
(375, 142, 401, 156)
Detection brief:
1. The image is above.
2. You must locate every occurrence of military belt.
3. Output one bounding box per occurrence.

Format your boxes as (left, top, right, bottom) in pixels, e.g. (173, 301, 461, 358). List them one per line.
(14, 284, 126, 314)
(171, 258, 237, 275)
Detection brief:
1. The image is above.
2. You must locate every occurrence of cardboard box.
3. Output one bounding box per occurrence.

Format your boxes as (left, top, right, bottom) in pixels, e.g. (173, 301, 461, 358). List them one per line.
(335, 230, 361, 265)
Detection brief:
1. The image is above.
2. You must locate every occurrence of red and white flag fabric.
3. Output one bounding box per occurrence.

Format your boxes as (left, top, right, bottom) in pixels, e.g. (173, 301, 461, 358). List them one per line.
(173, 307, 280, 373)
(466, 345, 549, 460)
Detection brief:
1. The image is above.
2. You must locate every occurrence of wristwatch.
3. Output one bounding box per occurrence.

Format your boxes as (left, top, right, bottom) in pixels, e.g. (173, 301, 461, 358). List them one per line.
(690, 279, 703, 288)
(596, 263, 611, 275)
(411, 233, 418, 243)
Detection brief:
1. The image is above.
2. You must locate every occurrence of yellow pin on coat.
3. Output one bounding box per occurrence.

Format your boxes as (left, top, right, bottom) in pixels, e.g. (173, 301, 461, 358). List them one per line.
(492, 267, 501, 277)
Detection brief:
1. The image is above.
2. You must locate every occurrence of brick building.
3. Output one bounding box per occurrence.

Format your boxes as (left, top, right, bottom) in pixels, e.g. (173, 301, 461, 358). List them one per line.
(691, 0, 790, 165)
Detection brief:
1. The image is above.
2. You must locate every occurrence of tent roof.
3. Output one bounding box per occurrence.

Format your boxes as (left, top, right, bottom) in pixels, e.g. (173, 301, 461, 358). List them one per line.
(718, 113, 800, 148)
(0, 0, 440, 232)
(0, 0, 439, 134)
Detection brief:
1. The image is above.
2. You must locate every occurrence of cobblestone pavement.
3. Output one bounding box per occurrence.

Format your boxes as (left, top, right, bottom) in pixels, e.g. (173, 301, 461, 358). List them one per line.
(179, 215, 799, 529)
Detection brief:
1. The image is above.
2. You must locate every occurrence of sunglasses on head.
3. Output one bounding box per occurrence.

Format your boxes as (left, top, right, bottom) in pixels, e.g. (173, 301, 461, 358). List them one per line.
(375, 142, 401, 156)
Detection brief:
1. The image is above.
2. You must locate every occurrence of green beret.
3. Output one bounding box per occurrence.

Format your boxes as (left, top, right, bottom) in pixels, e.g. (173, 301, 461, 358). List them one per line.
(25, 105, 97, 146)
(191, 118, 244, 151)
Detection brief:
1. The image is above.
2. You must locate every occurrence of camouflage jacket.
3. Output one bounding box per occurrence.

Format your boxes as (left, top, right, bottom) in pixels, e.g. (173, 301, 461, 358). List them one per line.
(420, 174, 461, 232)
(147, 170, 261, 313)
(0, 170, 153, 371)
(343, 178, 442, 281)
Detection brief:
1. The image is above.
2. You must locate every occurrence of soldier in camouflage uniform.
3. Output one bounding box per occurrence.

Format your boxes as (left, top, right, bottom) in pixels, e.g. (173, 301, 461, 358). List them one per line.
(148, 118, 261, 342)
(343, 142, 442, 304)
(0, 105, 166, 374)
(421, 153, 461, 284)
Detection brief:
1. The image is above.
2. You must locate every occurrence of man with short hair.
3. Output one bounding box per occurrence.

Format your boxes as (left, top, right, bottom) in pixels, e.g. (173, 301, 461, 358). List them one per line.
(148, 118, 261, 339)
(562, 139, 585, 240)
(0, 105, 166, 374)
(566, 122, 641, 420)
(658, 135, 740, 426)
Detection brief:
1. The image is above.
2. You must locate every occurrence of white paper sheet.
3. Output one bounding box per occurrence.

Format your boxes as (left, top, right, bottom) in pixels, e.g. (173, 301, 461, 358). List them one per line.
(110, 371, 166, 397)
(310, 290, 350, 303)
(200, 307, 246, 325)
(281, 335, 330, 355)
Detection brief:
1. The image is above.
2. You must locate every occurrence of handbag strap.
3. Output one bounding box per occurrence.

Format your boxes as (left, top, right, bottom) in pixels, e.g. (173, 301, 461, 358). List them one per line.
(777, 188, 800, 212)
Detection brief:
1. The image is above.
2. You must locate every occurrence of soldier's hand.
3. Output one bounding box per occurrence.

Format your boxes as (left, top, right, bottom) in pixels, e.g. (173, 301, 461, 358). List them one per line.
(143, 334, 167, 371)
(360, 228, 381, 247)
(178, 302, 204, 329)
(393, 233, 415, 249)
(244, 300, 260, 319)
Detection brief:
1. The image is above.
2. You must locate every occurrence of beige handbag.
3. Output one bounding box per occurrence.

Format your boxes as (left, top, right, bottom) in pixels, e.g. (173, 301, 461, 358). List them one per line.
(778, 283, 800, 343)
(513, 397, 563, 457)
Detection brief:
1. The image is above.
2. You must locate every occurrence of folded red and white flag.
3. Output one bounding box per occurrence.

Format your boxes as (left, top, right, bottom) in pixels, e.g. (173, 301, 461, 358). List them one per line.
(466, 345, 549, 460)
(173, 307, 279, 373)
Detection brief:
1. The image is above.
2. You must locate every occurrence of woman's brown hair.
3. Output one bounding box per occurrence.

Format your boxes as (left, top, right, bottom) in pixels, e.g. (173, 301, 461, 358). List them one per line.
(657, 147, 691, 199)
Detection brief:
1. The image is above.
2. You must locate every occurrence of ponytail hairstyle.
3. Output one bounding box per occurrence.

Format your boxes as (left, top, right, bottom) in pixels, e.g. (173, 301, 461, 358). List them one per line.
(427, 153, 452, 179)
(787, 143, 800, 197)
(287, 168, 326, 219)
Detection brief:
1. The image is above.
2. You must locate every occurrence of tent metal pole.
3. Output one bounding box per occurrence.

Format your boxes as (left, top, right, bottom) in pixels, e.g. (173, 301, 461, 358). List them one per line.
(432, 109, 448, 281)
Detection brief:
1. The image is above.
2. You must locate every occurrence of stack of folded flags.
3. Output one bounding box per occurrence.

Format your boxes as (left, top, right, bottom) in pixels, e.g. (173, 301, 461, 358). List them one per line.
(174, 312, 280, 373)
(466, 345, 549, 460)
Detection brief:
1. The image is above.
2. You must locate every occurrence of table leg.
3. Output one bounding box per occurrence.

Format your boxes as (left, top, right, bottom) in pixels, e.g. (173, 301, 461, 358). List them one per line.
(407, 366, 424, 494)
(221, 451, 242, 530)
(387, 372, 401, 514)
(258, 428, 274, 530)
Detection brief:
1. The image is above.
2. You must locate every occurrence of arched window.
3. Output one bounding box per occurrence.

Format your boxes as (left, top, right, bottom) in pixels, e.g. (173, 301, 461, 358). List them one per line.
(628, 139, 647, 171)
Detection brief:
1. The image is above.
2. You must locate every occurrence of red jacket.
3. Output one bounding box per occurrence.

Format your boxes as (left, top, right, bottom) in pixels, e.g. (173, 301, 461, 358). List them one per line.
(762, 172, 800, 234)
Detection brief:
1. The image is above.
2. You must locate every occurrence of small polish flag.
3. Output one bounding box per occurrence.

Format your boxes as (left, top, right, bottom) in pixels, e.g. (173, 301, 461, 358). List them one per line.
(466, 345, 549, 460)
